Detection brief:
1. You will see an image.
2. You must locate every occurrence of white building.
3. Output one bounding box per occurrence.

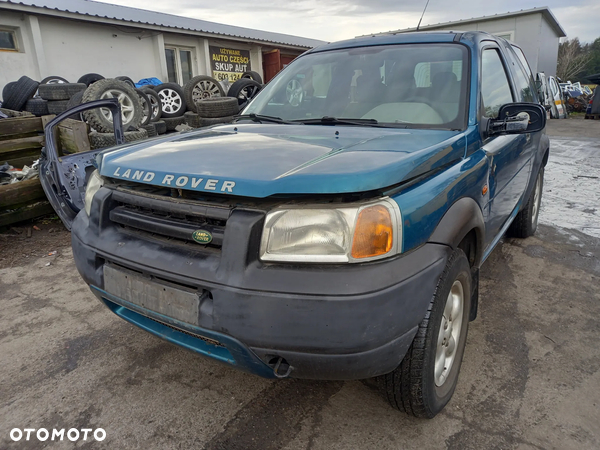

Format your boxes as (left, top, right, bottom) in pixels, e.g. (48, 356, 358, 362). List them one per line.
(373, 7, 567, 76)
(0, 0, 324, 93)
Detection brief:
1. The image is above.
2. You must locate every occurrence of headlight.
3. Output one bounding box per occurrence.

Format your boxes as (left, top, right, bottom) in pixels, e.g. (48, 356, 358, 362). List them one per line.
(260, 198, 401, 263)
(84, 170, 104, 216)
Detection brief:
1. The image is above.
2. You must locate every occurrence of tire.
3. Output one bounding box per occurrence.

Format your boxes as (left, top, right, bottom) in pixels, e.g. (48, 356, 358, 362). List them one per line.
(2, 76, 39, 111)
(47, 100, 70, 114)
(82, 79, 143, 132)
(183, 76, 225, 113)
(507, 167, 544, 238)
(184, 111, 202, 128)
(40, 76, 69, 85)
(200, 116, 234, 127)
(2, 81, 16, 102)
(141, 87, 162, 122)
(116, 76, 136, 88)
(24, 98, 49, 116)
(376, 248, 472, 418)
(38, 83, 86, 101)
(162, 116, 186, 131)
(141, 123, 157, 138)
(135, 89, 152, 126)
(154, 83, 186, 118)
(154, 120, 167, 135)
(227, 78, 262, 108)
(195, 97, 239, 118)
(89, 129, 148, 150)
(241, 70, 263, 84)
(66, 90, 85, 121)
(78, 73, 105, 87)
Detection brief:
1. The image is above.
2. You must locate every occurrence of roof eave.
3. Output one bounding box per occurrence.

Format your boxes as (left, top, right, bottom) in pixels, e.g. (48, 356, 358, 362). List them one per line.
(0, 1, 317, 50)
(377, 7, 567, 39)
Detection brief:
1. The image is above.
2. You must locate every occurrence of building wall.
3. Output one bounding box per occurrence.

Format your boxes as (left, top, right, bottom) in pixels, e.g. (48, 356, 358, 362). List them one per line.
(423, 13, 561, 75)
(538, 19, 559, 76)
(0, 11, 289, 99)
(38, 15, 163, 82)
(0, 11, 40, 90)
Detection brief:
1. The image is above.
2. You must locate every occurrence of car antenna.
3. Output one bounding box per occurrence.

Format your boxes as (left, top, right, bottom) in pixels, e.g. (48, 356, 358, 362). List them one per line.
(416, 0, 431, 31)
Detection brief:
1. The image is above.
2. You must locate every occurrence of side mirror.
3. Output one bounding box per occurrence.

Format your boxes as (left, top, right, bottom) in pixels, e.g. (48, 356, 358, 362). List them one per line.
(487, 103, 546, 136)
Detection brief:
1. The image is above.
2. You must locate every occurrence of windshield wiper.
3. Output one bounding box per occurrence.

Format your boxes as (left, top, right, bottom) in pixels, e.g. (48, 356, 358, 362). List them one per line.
(234, 113, 293, 124)
(292, 116, 406, 128)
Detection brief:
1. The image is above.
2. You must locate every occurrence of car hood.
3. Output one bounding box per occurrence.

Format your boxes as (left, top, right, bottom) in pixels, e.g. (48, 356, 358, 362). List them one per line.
(98, 124, 466, 198)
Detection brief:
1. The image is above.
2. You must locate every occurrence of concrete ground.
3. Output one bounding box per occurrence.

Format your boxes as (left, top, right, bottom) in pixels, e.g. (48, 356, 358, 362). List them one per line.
(1, 117, 599, 449)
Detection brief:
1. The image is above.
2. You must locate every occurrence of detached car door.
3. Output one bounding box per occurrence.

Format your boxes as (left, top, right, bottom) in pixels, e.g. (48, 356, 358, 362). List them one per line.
(479, 46, 532, 245)
(549, 77, 566, 118)
(40, 99, 124, 230)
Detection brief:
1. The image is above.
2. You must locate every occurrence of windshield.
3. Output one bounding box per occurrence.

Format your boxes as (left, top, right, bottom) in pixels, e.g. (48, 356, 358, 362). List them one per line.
(243, 43, 469, 129)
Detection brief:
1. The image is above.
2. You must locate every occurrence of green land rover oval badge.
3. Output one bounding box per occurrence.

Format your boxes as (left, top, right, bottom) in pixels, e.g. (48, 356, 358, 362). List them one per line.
(192, 229, 212, 244)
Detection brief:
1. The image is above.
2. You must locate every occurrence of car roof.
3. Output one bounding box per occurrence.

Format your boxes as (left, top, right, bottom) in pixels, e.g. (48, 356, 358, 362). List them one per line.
(307, 31, 498, 54)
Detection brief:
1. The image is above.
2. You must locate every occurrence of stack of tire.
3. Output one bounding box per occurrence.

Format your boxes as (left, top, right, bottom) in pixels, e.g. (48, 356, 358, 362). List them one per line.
(187, 97, 239, 128)
(2, 76, 52, 116)
(31, 74, 105, 116)
(154, 71, 262, 130)
(76, 78, 151, 149)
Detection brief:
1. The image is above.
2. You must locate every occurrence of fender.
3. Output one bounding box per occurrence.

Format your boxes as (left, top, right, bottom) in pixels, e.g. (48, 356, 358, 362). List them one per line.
(428, 197, 485, 322)
(427, 197, 485, 268)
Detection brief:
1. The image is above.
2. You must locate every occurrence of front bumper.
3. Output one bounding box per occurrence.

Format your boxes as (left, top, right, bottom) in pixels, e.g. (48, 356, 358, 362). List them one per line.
(72, 189, 450, 380)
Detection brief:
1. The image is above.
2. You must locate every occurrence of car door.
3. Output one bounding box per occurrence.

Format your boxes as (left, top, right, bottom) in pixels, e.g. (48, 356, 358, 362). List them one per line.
(549, 77, 566, 118)
(479, 45, 532, 245)
(40, 99, 124, 230)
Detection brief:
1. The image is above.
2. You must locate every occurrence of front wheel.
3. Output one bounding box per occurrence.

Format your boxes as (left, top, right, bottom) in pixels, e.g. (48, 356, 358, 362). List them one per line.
(377, 248, 471, 418)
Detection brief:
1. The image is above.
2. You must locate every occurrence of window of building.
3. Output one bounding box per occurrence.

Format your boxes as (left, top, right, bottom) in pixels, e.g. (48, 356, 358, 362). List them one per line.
(495, 31, 514, 42)
(481, 49, 514, 118)
(164, 46, 194, 85)
(0, 29, 17, 51)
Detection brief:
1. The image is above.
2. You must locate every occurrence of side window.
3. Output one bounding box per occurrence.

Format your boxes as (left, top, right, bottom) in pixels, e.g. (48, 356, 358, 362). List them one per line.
(481, 49, 513, 118)
(505, 49, 535, 103)
(511, 47, 533, 79)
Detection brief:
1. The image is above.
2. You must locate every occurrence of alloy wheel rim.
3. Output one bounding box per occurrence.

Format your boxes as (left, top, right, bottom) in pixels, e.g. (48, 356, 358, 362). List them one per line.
(140, 95, 149, 123)
(159, 89, 183, 114)
(148, 96, 160, 120)
(99, 89, 135, 125)
(286, 79, 303, 106)
(192, 80, 221, 102)
(238, 85, 259, 106)
(434, 280, 464, 387)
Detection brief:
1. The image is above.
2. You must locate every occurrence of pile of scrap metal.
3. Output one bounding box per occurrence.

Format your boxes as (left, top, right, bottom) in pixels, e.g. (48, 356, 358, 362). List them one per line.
(584, 73, 600, 119)
(560, 81, 596, 114)
(0, 161, 39, 185)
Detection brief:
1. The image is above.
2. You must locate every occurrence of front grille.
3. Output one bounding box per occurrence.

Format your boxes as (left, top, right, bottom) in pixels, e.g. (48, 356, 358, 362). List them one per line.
(108, 187, 231, 249)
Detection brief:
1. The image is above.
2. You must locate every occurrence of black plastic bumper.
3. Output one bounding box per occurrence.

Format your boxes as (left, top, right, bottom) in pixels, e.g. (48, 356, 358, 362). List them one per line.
(71, 191, 450, 380)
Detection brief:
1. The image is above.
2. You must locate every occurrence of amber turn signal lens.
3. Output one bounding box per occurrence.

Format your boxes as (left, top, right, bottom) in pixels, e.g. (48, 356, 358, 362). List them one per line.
(351, 205, 393, 259)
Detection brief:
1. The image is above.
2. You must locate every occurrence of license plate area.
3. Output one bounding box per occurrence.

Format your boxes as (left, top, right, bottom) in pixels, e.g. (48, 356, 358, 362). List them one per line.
(104, 264, 201, 327)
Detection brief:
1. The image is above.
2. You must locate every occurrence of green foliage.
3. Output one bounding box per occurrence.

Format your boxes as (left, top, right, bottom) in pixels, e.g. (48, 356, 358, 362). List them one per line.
(582, 37, 600, 81)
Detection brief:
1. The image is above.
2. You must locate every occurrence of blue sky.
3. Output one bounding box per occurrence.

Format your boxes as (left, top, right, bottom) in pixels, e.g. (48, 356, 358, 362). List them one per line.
(101, 0, 599, 43)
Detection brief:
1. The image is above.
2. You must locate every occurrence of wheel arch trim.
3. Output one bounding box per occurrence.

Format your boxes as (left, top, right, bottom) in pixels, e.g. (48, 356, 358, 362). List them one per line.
(427, 197, 485, 268)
